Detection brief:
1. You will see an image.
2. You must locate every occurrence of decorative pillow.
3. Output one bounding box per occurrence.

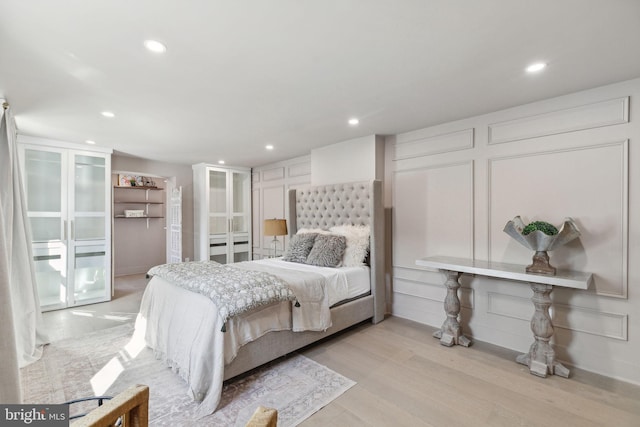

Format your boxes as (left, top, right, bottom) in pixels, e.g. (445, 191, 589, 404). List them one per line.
(329, 224, 370, 267)
(296, 228, 330, 235)
(282, 233, 317, 263)
(305, 234, 347, 267)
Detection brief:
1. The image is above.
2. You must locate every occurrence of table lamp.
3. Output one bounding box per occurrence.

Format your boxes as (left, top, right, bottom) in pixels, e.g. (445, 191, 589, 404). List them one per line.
(263, 219, 287, 258)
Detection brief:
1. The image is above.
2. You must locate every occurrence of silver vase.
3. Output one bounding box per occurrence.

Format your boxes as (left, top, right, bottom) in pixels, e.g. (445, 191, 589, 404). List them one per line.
(503, 216, 580, 275)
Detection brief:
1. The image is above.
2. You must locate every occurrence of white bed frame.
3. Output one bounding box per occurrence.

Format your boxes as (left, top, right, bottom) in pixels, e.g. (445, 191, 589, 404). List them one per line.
(223, 180, 385, 380)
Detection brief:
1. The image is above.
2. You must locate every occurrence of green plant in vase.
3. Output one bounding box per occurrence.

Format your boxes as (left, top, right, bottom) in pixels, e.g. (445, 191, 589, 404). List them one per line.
(503, 216, 580, 275)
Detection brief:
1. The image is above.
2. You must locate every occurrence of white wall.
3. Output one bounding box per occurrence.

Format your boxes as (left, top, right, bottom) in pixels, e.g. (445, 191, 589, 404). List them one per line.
(387, 77, 640, 385)
(311, 135, 385, 185)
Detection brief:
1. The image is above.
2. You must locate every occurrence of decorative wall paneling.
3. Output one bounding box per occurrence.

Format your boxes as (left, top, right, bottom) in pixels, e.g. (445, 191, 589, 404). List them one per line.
(389, 78, 639, 384)
(393, 267, 474, 310)
(394, 128, 475, 160)
(251, 188, 260, 254)
(553, 304, 628, 341)
(486, 292, 531, 321)
(488, 140, 628, 297)
(392, 161, 474, 268)
(288, 161, 312, 178)
(251, 155, 311, 259)
(261, 184, 286, 250)
(488, 97, 629, 145)
(262, 167, 285, 182)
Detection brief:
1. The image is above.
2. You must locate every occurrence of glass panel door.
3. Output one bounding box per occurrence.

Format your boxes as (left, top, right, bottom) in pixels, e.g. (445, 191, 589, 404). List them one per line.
(24, 148, 64, 242)
(20, 145, 111, 309)
(209, 169, 228, 262)
(70, 152, 109, 305)
(23, 147, 67, 310)
(73, 243, 108, 304)
(208, 169, 227, 234)
(230, 171, 250, 262)
(32, 244, 66, 310)
(73, 154, 106, 240)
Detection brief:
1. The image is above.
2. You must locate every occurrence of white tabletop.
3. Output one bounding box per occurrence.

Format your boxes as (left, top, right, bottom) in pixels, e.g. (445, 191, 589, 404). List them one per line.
(415, 256, 592, 290)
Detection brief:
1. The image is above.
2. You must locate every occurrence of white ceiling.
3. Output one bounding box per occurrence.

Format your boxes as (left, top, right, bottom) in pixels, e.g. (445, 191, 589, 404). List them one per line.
(2, 0, 640, 167)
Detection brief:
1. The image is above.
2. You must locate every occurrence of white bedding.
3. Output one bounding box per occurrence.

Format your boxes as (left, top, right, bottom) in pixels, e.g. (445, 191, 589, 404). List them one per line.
(135, 259, 370, 418)
(255, 258, 371, 305)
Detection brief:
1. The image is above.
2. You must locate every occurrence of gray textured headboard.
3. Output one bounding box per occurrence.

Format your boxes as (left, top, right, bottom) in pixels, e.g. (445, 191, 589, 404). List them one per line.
(287, 180, 385, 323)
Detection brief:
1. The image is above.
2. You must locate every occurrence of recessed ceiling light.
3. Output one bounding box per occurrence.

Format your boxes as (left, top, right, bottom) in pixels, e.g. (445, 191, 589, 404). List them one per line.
(85, 140, 96, 145)
(265, 145, 274, 150)
(101, 111, 115, 118)
(218, 160, 225, 165)
(526, 62, 547, 73)
(144, 39, 167, 53)
(348, 118, 359, 126)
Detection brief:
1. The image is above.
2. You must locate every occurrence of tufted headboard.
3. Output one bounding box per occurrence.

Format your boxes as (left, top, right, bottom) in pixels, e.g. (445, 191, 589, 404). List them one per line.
(287, 180, 385, 323)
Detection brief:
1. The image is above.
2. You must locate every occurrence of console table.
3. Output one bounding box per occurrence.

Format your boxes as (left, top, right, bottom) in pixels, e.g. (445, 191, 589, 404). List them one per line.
(415, 256, 592, 378)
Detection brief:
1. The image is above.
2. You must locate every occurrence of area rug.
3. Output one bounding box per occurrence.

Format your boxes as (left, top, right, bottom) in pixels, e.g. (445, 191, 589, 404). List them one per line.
(21, 324, 355, 426)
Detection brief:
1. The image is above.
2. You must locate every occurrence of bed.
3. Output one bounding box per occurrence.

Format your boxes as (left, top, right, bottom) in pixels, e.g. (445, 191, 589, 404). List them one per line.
(134, 180, 385, 417)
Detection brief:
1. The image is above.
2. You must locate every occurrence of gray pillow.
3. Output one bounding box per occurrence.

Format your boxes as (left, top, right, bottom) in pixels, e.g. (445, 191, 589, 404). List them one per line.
(282, 233, 318, 263)
(305, 234, 347, 267)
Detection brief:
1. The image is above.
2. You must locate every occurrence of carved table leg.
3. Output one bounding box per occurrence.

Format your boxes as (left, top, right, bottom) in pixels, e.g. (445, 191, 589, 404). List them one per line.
(516, 283, 569, 378)
(433, 270, 471, 347)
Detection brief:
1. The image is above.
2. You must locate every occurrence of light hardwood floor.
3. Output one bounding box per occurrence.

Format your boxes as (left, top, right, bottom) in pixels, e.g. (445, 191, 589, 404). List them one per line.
(42, 274, 640, 426)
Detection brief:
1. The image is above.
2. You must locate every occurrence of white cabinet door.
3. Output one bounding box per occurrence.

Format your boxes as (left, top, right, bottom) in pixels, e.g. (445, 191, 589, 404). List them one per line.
(168, 186, 182, 264)
(70, 152, 110, 306)
(229, 170, 251, 263)
(20, 141, 111, 310)
(193, 164, 251, 263)
(23, 146, 67, 310)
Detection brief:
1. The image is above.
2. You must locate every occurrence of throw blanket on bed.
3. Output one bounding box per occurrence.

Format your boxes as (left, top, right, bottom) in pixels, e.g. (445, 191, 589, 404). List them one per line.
(139, 260, 337, 418)
(147, 261, 296, 328)
(233, 260, 333, 332)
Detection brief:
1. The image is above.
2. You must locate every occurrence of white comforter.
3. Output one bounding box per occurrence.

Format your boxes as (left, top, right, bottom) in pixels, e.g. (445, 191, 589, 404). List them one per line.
(134, 258, 358, 418)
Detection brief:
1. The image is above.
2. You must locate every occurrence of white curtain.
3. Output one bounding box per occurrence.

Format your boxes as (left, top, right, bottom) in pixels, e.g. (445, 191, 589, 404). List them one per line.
(0, 102, 48, 403)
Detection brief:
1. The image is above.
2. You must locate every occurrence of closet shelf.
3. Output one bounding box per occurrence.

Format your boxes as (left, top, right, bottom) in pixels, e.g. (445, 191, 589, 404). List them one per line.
(114, 186, 164, 190)
(115, 215, 164, 218)
(114, 201, 164, 204)
(113, 184, 165, 229)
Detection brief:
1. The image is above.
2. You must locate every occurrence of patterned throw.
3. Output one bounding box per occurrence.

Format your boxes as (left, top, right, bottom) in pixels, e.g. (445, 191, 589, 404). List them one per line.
(147, 261, 296, 328)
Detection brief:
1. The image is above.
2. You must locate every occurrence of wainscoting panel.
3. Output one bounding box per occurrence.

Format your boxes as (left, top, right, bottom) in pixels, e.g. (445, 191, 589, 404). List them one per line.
(394, 266, 474, 309)
(394, 128, 474, 160)
(553, 304, 628, 341)
(488, 97, 629, 145)
(488, 141, 628, 297)
(252, 189, 260, 250)
(252, 155, 311, 258)
(391, 292, 450, 327)
(261, 185, 286, 249)
(394, 277, 447, 303)
(487, 292, 532, 321)
(390, 79, 640, 384)
(262, 167, 285, 182)
(288, 161, 311, 178)
(393, 161, 474, 268)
